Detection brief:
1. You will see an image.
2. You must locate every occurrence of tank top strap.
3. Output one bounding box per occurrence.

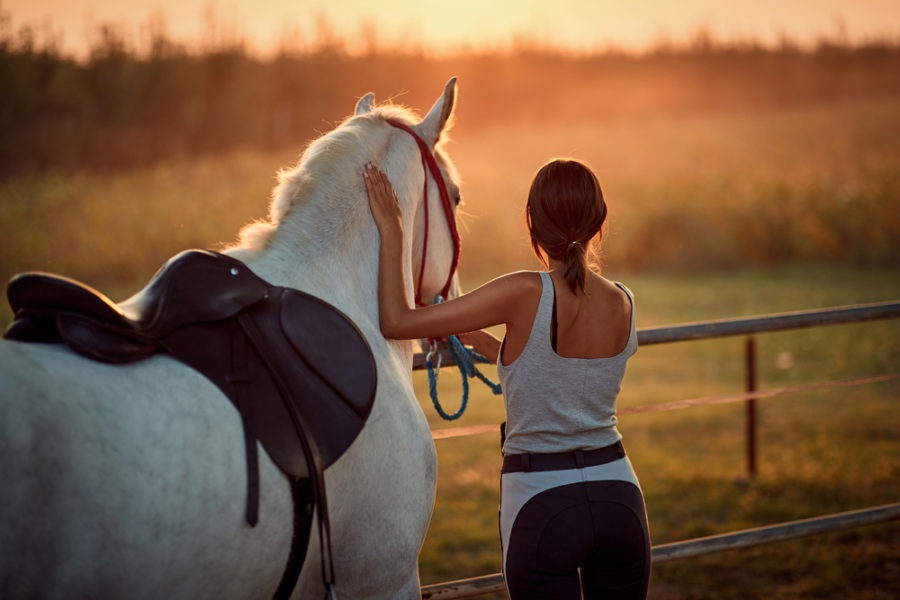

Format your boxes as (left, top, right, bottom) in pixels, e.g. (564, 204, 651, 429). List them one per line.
(530, 272, 556, 354)
(614, 282, 638, 354)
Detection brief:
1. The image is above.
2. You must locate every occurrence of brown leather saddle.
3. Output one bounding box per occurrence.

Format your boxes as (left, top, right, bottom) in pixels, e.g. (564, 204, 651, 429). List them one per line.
(4, 249, 376, 598)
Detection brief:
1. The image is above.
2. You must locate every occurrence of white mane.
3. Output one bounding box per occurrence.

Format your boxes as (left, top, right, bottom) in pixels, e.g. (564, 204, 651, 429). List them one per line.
(234, 103, 454, 253)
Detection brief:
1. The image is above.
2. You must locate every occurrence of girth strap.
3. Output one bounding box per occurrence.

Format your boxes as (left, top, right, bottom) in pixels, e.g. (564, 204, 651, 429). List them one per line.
(227, 321, 260, 526)
(274, 478, 314, 600)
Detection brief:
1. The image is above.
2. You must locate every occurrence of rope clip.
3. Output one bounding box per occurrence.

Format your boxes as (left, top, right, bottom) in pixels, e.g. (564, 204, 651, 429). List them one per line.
(425, 340, 442, 376)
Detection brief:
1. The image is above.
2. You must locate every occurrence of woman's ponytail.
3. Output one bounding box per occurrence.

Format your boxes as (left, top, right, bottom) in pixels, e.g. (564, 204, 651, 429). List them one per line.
(563, 240, 587, 294)
(526, 159, 607, 294)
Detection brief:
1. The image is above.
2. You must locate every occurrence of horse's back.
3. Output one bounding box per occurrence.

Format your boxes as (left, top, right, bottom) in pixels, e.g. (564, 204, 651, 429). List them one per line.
(0, 340, 294, 599)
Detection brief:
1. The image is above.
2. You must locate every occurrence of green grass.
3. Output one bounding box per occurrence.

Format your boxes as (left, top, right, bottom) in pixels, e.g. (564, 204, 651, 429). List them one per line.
(416, 265, 900, 598)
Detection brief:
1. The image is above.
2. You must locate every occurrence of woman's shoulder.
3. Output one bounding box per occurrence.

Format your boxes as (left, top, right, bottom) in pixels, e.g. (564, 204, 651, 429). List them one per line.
(587, 274, 633, 311)
(589, 272, 629, 293)
(490, 270, 545, 293)
(479, 271, 545, 328)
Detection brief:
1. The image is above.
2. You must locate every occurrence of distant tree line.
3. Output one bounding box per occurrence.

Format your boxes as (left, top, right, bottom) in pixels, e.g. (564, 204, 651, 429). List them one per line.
(2, 16, 899, 178)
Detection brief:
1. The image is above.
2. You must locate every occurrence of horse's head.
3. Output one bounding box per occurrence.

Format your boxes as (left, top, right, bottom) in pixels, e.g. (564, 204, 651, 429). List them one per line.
(354, 78, 462, 306)
(235, 78, 461, 307)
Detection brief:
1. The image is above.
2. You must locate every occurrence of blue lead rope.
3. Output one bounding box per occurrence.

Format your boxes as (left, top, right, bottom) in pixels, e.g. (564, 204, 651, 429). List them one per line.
(425, 296, 503, 421)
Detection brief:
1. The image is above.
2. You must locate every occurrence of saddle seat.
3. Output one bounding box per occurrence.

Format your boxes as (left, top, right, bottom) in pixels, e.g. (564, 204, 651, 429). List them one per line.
(6, 250, 270, 363)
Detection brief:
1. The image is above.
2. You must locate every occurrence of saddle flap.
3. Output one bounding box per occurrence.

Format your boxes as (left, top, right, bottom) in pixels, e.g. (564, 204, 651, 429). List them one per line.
(280, 291, 377, 419)
(163, 288, 377, 479)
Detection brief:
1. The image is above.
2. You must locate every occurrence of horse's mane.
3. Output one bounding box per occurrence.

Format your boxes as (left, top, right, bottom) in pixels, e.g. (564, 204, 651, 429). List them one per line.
(234, 103, 445, 253)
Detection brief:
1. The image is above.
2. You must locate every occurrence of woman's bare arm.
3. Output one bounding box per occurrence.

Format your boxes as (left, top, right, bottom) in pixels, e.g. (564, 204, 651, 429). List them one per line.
(456, 329, 503, 361)
(364, 162, 527, 343)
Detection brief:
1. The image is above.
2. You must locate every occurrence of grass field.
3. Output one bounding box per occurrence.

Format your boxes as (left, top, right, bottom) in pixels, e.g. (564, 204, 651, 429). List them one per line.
(1, 91, 898, 597)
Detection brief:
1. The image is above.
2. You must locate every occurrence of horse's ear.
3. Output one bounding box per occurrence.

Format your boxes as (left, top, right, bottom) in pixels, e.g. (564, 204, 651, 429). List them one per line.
(417, 77, 457, 146)
(356, 93, 375, 115)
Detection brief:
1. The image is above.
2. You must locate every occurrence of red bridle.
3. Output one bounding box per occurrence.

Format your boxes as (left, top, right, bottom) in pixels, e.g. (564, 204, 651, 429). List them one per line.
(387, 119, 461, 307)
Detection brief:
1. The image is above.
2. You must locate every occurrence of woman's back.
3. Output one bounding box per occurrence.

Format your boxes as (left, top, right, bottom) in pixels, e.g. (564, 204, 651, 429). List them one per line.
(497, 271, 637, 456)
(499, 271, 632, 366)
(552, 270, 632, 360)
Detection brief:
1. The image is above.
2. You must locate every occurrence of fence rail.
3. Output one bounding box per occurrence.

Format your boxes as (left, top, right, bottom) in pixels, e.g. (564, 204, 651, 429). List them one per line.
(412, 300, 900, 369)
(420, 503, 900, 599)
(415, 300, 900, 598)
(636, 300, 900, 345)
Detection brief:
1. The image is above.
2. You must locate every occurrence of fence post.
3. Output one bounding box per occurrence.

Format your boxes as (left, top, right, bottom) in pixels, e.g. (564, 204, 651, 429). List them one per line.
(745, 336, 757, 479)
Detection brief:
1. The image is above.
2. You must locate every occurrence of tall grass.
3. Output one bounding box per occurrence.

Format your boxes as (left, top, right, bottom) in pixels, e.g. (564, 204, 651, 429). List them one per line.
(453, 96, 900, 279)
(2, 94, 899, 323)
(3, 14, 897, 278)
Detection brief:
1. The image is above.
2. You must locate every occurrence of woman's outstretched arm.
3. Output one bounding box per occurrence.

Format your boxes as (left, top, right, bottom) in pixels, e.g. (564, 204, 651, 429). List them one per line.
(457, 329, 503, 361)
(364, 162, 528, 343)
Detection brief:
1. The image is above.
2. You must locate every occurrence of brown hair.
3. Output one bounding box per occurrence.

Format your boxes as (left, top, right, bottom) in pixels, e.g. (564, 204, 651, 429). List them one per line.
(526, 158, 607, 294)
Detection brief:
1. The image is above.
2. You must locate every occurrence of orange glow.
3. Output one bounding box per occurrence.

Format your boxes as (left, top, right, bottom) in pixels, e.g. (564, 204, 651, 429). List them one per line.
(4, 0, 900, 58)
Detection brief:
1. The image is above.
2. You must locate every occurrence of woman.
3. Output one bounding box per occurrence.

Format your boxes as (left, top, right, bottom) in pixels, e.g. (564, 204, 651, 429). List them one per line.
(364, 158, 650, 599)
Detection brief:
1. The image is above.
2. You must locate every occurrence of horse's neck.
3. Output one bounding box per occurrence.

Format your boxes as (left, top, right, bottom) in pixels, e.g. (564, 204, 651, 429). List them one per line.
(231, 188, 418, 361)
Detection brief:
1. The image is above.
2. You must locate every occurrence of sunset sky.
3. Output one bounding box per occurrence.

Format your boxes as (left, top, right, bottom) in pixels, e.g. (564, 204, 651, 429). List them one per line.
(4, 0, 900, 57)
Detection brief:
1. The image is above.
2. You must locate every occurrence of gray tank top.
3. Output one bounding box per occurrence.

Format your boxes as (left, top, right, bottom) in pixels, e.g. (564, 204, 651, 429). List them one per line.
(497, 272, 637, 455)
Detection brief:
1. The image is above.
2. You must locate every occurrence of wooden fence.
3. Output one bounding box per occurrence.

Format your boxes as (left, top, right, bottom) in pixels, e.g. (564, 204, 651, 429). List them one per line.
(413, 300, 900, 599)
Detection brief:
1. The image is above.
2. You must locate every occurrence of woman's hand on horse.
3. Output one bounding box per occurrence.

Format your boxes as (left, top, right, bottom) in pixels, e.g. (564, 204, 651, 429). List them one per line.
(364, 163, 402, 238)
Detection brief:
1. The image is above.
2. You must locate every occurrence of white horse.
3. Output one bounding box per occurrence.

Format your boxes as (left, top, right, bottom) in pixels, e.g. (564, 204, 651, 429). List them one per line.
(0, 78, 461, 599)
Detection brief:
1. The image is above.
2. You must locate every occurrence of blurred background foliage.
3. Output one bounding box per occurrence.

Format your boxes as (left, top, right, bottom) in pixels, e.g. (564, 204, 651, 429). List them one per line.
(1, 14, 899, 284)
(2, 13, 899, 175)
